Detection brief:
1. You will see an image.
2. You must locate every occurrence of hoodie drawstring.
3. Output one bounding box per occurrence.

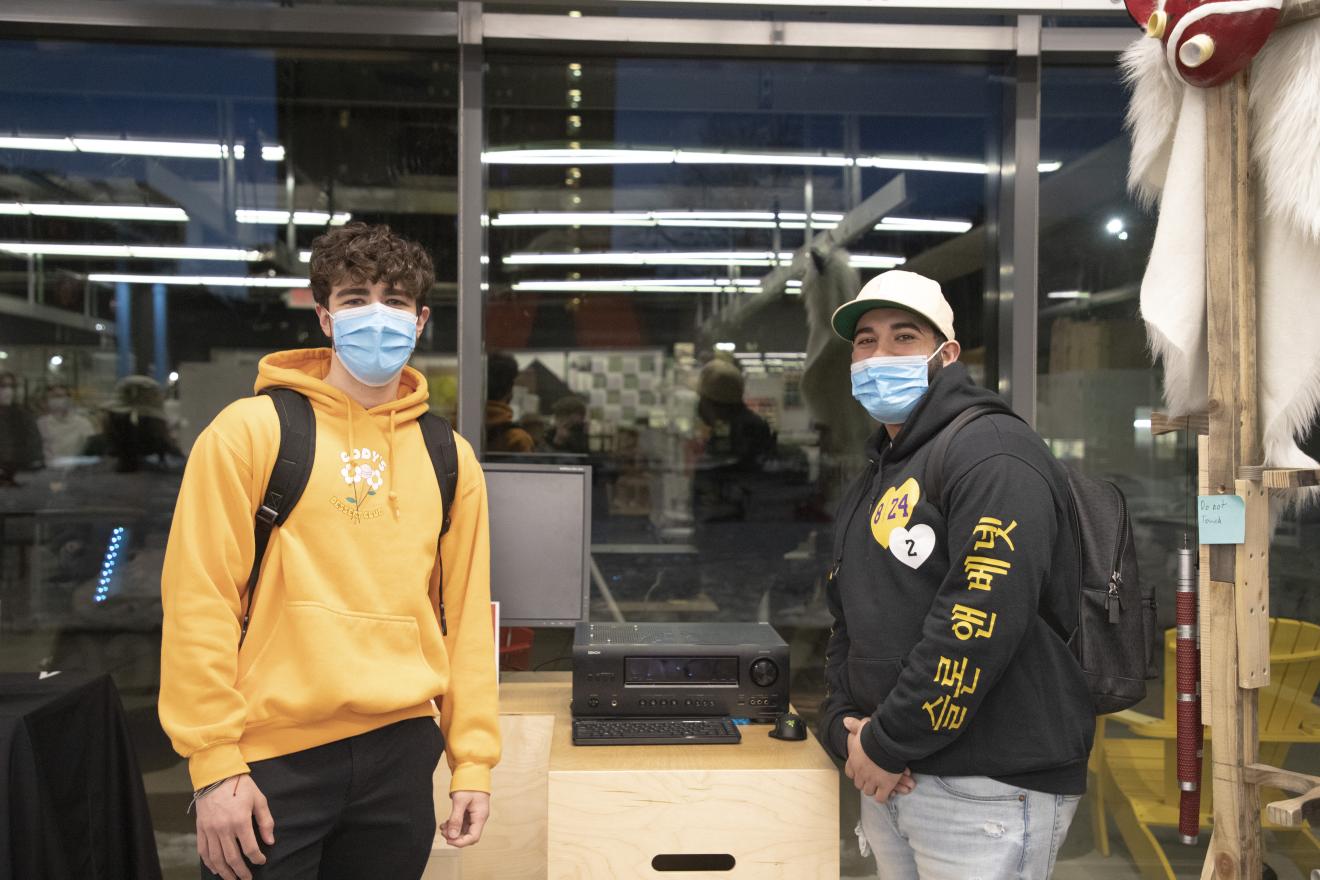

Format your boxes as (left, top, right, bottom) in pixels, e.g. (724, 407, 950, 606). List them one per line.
(343, 392, 356, 494)
(387, 411, 400, 520)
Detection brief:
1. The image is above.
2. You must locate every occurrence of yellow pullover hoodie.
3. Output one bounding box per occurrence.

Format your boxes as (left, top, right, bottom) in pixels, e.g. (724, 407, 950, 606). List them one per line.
(159, 349, 500, 794)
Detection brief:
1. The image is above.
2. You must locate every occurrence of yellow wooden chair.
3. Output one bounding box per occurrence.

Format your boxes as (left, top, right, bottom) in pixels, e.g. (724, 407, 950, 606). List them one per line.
(1090, 618, 1320, 879)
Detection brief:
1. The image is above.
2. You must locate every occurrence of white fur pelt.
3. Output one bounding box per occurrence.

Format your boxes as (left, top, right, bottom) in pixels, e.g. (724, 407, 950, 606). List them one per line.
(1124, 21, 1320, 505)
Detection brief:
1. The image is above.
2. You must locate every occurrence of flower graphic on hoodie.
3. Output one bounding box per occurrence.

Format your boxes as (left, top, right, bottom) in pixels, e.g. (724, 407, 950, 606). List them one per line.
(340, 448, 387, 510)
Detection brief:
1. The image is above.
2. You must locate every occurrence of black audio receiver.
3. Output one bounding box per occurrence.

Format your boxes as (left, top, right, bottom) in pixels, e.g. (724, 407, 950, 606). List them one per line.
(571, 622, 790, 722)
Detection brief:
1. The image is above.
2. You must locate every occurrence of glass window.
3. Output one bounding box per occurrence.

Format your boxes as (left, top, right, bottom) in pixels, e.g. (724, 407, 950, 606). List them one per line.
(0, 38, 456, 878)
(484, 51, 1007, 871)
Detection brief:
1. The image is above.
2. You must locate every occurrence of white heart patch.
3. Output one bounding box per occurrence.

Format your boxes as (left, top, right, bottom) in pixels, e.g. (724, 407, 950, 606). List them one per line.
(890, 524, 935, 570)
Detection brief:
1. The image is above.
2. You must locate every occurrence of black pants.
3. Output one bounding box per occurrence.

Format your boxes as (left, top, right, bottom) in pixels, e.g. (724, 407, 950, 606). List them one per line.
(201, 717, 445, 880)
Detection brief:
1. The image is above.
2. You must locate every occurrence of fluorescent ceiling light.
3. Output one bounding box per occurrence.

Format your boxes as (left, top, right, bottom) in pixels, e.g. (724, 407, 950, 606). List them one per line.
(0, 136, 76, 152)
(87, 273, 308, 287)
(849, 254, 909, 268)
(0, 242, 263, 261)
(485, 146, 912, 169)
(1, 135, 285, 161)
(714, 342, 737, 352)
(1046, 290, 1090, 300)
(236, 209, 353, 226)
(484, 148, 677, 165)
(492, 211, 656, 227)
(129, 245, 263, 261)
(510, 277, 803, 294)
(675, 150, 850, 167)
(780, 212, 845, 223)
(72, 138, 231, 159)
(504, 251, 904, 269)
(489, 210, 846, 230)
(855, 156, 988, 174)
(484, 147, 1056, 176)
(489, 210, 970, 236)
(877, 217, 973, 234)
(0, 202, 188, 222)
(505, 251, 783, 267)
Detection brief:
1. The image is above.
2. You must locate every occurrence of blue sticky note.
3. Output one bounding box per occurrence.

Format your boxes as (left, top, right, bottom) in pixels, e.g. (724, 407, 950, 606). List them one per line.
(1198, 495, 1246, 545)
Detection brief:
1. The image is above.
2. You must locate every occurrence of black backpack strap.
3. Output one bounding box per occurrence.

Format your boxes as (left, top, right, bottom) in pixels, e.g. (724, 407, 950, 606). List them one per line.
(419, 412, 460, 536)
(923, 403, 1014, 512)
(241, 388, 315, 649)
(418, 412, 460, 635)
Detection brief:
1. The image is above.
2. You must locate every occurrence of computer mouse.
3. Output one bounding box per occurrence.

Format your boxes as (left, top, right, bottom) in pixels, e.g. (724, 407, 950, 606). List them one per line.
(769, 712, 807, 741)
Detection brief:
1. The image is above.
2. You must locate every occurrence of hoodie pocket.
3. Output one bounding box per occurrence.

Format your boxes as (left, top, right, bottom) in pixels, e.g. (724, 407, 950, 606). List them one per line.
(845, 656, 904, 713)
(239, 601, 438, 727)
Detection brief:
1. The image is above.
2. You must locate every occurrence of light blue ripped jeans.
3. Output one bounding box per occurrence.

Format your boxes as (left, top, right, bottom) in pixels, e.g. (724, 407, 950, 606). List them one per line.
(857, 775, 1081, 880)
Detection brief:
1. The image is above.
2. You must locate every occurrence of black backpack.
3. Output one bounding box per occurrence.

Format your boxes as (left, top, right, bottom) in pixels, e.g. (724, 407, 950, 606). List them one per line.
(925, 404, 1158, 714)
(239, 387, 460, 648)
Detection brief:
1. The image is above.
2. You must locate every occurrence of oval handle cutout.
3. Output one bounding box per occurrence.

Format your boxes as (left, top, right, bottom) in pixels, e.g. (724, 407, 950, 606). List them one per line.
(651, 854, 736, 872)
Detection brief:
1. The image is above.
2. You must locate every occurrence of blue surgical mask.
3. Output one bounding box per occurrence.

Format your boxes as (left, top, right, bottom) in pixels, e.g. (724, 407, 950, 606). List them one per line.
(850, 343, 947, 424)
(329, 302, 419, 387)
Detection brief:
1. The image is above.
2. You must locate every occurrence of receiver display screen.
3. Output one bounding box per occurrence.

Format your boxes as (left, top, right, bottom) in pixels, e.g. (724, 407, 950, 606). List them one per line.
(624, 656, 738, 685)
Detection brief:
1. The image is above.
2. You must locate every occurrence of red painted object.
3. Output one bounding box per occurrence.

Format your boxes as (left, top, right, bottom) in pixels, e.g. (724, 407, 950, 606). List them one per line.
(499, 626, 535, 671)
(1124, 0, 1159, 27)
(1174, 541, 1201, 844)
(1123, 0, 1282, 87)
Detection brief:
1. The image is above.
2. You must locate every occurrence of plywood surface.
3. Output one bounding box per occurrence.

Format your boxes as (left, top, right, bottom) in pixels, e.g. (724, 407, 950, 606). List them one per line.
(429, 675, 840, 880)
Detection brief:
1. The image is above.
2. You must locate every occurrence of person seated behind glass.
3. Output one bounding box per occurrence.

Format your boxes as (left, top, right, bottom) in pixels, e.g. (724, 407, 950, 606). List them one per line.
(485, 351, 535, 453)
(37, 383, 99, 463)
(100, 375, 181, 473)
(679, 357, 781, 617)
(0, 371, 43, 485)
(548, 394, 590, 455)
(694, 357, 774, 482)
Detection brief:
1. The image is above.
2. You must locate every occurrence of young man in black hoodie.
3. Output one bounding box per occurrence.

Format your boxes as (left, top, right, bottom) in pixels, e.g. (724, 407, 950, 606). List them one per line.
(819, 270, 1093, 879)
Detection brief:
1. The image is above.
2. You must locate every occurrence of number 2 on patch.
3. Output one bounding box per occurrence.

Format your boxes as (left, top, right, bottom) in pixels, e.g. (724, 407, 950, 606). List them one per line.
(905, 538, 917, 557)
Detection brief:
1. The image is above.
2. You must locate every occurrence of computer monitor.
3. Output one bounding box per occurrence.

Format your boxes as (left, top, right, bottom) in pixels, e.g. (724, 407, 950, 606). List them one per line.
(481, 462, 592, 627)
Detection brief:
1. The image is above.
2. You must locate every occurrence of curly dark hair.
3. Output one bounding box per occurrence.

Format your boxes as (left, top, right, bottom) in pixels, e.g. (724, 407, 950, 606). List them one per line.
(309, 222, 435, 311)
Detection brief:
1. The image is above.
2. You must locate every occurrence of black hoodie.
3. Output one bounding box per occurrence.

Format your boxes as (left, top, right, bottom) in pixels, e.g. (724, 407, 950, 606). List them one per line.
(818, 362, 1094, 795)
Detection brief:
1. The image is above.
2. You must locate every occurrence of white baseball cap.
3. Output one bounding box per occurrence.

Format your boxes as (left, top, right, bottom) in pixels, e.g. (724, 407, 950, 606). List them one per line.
(830, 269, 956, 343)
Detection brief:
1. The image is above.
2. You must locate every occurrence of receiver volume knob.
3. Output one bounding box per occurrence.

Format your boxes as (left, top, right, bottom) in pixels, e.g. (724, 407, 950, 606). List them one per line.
(749, 658, 779, 688)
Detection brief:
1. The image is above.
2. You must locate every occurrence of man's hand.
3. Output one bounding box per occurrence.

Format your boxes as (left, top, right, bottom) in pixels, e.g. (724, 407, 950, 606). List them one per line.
(195, 774, 275, 880)
(442, 790, 491, 848)
(843, 717, 916, 803)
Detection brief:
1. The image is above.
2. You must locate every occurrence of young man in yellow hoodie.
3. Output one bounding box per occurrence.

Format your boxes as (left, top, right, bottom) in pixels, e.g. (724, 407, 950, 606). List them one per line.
(159, 223, 500, 880)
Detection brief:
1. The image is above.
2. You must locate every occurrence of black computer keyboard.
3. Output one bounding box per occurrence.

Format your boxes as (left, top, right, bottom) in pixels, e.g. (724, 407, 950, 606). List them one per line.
(572, 716, 742, 746)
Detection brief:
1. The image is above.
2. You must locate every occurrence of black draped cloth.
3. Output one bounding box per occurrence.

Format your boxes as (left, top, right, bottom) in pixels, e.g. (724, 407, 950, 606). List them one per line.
(0, 672, 161, 880)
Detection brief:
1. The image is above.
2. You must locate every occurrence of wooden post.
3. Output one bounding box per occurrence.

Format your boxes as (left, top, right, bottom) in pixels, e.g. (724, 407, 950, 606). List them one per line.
(1202, 68, 1263, 880)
